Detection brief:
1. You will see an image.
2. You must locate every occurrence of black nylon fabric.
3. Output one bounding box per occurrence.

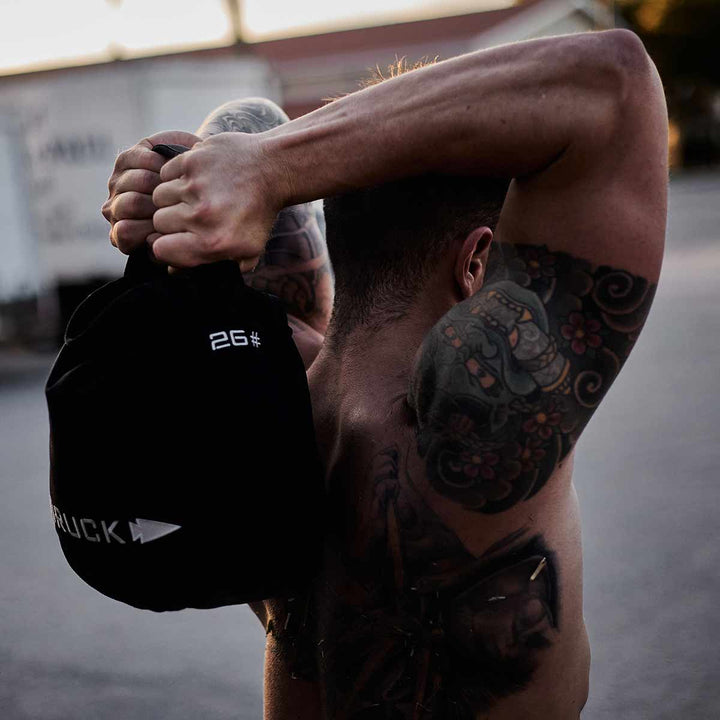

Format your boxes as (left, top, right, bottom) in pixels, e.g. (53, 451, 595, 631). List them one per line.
(45, 248, 326, 611)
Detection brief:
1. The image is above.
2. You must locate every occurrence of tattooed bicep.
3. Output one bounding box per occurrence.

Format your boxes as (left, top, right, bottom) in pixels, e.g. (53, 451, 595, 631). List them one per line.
(409, 243, 657, 514)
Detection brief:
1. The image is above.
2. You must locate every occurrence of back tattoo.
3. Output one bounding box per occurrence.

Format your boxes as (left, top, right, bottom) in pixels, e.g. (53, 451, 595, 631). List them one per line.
(314, 444, 562, 718)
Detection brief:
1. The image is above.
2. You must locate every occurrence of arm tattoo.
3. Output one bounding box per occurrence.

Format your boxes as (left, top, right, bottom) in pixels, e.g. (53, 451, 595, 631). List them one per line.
(293, 444, 559, 717)
(243, 202, 333, 333)
(410, 243, 657, 514)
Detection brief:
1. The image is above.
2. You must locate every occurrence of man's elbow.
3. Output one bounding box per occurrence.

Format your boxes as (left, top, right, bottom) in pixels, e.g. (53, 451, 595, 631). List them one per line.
(595, 29, 665, 109)
(578, 29, 667, 141)
(600, 29, 651, 73)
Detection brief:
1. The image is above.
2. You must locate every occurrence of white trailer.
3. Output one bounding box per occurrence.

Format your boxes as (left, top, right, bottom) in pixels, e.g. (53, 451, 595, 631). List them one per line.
(0, 53, 279, 343)
(0, 120, 38, 303)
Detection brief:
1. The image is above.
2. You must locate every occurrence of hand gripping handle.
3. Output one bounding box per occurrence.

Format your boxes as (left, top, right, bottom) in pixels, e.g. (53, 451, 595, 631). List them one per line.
(124, 144, 242, 285)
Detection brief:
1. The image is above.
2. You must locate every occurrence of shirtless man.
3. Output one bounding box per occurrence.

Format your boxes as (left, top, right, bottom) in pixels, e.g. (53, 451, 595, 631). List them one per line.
(102, 29, 668, 719)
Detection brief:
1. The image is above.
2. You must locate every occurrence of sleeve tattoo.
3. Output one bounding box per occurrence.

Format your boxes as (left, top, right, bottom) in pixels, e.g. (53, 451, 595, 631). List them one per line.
(243, 201, 333, 333)
(410, 243, 657, 513)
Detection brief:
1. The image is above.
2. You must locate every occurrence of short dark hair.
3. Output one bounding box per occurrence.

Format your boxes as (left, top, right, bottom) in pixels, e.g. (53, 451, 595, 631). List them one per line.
(323, 59, 509, 346)
(324, 173, 508, 344)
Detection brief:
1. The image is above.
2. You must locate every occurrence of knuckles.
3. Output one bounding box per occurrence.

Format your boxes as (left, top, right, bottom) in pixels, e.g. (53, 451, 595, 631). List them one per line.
(101, 200, 112, 222)
(200, 232, 224, 256)
(129, 169, 159, 195)
(113, 220, 144, 254)
(141, 169, 162, 193)
(193, 197, 214, 224)
(151, 208, 171, 234)
(181, 150, 198, 172)
(104, 142, 164, 243)
(115, 148, 132, 169)
(115, 192, 151, 220)
(182, 177, 199, 197)
(159, 153, 184, 181)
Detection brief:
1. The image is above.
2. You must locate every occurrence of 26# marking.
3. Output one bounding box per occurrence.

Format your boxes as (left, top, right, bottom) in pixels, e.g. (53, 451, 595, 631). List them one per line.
(209, 330, 262, 351)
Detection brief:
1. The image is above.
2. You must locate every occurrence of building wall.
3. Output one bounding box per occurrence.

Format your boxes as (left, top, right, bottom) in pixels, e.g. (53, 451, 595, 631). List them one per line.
(258, 0, 609, 119)
(0, 55, 278, 288)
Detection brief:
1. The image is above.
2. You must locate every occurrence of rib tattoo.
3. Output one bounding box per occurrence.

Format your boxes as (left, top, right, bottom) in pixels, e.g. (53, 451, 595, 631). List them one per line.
(299, 445, 560, 718)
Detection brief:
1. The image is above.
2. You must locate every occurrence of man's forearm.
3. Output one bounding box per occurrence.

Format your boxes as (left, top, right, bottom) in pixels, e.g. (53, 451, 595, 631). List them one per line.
(146, 29, 656, 269)
(261, 30, 648, 205)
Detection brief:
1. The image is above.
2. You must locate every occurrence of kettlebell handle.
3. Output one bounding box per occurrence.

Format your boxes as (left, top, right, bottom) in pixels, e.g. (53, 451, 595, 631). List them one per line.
(152, 143, 192, 160)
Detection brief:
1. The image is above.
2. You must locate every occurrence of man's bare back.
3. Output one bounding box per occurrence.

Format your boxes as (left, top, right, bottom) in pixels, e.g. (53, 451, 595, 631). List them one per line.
(256, 236, 657, 719)
(104, 28, 667, 720)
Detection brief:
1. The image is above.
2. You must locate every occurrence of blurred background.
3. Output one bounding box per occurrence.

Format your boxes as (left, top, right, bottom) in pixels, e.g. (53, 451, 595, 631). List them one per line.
(1, 1, 718, 718)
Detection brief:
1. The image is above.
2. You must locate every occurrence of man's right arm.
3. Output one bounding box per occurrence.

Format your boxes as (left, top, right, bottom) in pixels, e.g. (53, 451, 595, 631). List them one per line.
(151, 29, 667, 281)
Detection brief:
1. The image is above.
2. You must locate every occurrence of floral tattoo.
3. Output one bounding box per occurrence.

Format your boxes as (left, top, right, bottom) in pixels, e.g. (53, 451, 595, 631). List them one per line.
(410, 243, 657, 513)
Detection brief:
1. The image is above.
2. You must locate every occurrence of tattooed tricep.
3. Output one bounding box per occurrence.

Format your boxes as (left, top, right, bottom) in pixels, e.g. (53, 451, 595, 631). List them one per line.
(409, 243, 657, 514)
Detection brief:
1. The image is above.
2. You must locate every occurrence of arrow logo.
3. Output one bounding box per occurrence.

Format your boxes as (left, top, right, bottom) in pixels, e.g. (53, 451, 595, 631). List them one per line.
(129, 518, 181, 544)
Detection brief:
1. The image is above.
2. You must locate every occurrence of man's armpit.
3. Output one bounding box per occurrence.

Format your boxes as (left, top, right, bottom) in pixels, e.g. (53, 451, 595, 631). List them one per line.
(409, 243, 657, 514)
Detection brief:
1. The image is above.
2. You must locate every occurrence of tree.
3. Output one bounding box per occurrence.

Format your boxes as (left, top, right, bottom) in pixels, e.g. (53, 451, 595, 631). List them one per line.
(616, 0, 720, 165)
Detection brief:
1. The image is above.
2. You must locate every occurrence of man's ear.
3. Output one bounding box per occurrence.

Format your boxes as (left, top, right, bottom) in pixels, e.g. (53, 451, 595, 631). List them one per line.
(455, 227, 493, 299)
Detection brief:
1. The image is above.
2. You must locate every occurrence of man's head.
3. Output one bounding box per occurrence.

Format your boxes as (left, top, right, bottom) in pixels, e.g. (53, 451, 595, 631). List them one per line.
(322, 59, 510, 348)
(196, 97, 289, 139)
(324, 174, 507, 343)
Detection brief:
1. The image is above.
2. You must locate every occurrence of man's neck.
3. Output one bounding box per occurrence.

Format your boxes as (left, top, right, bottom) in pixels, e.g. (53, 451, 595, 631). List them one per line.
(313, 292, 454, 397)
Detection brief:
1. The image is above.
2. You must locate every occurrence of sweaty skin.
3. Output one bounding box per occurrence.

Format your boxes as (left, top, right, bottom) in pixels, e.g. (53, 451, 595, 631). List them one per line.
(103, 30, 667, 720)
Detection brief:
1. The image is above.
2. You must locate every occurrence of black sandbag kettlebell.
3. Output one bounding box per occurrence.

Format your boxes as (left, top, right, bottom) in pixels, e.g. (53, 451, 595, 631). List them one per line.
(45, 144, 325, 611)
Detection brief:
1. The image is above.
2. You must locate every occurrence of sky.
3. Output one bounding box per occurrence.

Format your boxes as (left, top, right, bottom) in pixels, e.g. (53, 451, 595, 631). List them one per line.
(0, 0, 513, 75)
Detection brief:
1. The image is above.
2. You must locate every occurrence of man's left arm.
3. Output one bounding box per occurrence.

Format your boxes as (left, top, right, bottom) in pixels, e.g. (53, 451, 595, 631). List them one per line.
(195, 99, 333, 338)
(102, 98, 333, 352)
(243, 200, 333, 337)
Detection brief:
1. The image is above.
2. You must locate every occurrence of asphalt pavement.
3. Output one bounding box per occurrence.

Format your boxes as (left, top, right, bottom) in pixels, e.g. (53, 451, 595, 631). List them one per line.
(1, 170, 718, 719)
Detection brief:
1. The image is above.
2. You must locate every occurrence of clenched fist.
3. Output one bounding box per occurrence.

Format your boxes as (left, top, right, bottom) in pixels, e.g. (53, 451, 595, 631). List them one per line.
(151, 131, 283, 272)
(101, 131, 201, 256)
